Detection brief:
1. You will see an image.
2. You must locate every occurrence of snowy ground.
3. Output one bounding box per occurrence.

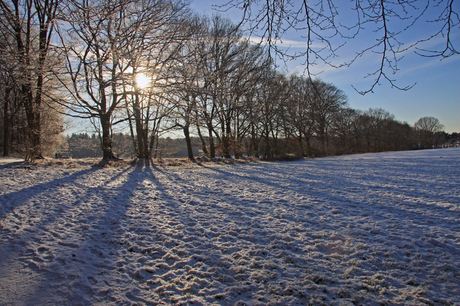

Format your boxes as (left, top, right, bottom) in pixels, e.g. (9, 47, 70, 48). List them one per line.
(0, 149, 459, 306)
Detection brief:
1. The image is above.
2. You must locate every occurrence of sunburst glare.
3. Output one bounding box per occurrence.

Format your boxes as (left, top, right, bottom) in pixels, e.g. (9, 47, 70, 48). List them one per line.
(136, 73, 150, 89)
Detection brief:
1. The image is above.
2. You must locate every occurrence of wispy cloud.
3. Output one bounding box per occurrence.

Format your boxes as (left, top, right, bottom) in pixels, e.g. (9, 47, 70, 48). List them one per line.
(400, 54, 460, 75)
(246, 35, 324, 49)
(284, 64, 338, 77)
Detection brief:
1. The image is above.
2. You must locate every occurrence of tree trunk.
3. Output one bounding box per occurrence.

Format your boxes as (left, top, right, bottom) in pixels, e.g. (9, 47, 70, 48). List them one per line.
(305, 136, 312, 157)
(3, 121, 10, 157)
(207, 123, 215, 158)
(133, 97, 149, 159)
(24, 107, 43, 161)
(297, 130, 304, 156)
(183, 125, 194, 160)
(136, 122, 146, 158)
(250, 124, 259, 158)
(318, 119, 327, 157)
(222, 119, 232, 158)
(127, 108, 139, 157)
(100, 114, 116, 160)
(3, 87, 12, 157)
(222, 136, 231, 158)
(196, 124, 208, 156)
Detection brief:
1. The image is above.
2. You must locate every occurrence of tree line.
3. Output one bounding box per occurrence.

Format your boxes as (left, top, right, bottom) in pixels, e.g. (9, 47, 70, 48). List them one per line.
(59, 133, 200, 159)
(0, 0, 456, 161)
(58, 123, 457, 160)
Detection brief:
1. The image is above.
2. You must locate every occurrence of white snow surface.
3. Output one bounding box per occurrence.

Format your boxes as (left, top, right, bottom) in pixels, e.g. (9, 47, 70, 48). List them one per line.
(1, 149, 459, 305)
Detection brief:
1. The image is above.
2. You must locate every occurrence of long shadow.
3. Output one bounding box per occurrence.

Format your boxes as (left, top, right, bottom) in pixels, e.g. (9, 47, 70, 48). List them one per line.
(0, 166, 102, 220)
(0, 160, 27, 170)
(140, 163, 438, 304)
(5, 159, 453, 305)
(0, 161, 305, 304)
(180, 160, 460, 239)
(174, 161, 460, 280)
(150, 164, 284, 232)
(196, 160, 460, 231)
(126, 159, 459, 304)
(0, 164, 134, 249)
(138, 164, 279, 303)
(2, 157, 455, 304)
(7, 164, 140, 305)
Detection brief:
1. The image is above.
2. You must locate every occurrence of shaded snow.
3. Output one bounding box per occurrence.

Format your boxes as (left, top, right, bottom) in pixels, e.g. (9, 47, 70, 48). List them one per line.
(1, 149, 459, 305)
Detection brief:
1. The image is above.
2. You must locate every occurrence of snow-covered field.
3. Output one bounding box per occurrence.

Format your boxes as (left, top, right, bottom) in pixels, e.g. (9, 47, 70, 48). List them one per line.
(1, 149, 459, 306)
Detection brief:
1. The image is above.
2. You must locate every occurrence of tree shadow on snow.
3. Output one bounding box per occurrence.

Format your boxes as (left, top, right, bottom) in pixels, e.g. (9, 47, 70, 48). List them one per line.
(0, 166, 101, 219)
(0, 164, 141, 305)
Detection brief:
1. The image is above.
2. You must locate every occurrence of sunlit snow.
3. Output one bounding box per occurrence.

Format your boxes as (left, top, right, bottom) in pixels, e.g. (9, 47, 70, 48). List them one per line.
(1, 149, 459, 305)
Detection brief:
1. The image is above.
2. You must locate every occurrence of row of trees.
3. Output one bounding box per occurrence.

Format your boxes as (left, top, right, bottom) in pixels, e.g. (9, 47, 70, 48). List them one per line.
(57, 115, 452, 160)
(59, 125, 458, 160)
(60, 133, 203, 159)
(0, 0, 456, 161)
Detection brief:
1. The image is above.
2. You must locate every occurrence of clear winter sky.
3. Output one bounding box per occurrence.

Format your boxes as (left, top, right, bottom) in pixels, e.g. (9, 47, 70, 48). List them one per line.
(189, 0, 460, 133)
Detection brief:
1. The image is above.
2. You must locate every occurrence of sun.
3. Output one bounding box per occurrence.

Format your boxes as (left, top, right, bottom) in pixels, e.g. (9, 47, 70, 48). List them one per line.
(136, 73, 150, 89)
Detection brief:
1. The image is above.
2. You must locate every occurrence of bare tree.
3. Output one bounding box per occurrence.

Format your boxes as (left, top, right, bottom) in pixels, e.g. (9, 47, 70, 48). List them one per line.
(330, 108, 363, 155)
(284, 75, 316, 156)
(362, 108, 395, 152)
(256, 69, 288, 159)
(0, 0, 59, 160)
(121, 0, 188, 160)
(1, 81, 22, 156)
(58, 0, 186, 160)
(0, 37, 23, 156)
(160, 16, 205, 161)
(310, 79, 347, 156)
(205, 16, 245, 158)
(414, 116, 444, 148)
(57, 0, 126, 160)
(183, 16, 243, 158)
(386, 120, 413, 152)
(191, 16, 268, 159)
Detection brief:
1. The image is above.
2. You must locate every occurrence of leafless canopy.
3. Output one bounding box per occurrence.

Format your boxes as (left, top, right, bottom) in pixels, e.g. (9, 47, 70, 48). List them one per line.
(218, 0, 459, 94)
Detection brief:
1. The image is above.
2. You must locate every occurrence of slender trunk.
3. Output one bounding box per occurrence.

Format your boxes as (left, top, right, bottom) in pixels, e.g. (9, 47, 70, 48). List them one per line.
(133, 100, 146, 158)
(24, 99, 43, 160)
(264, 126, 270, 159)
(3, 123, 10, 157)
(297, 127, 304, 156)
(29, 118, 42, 159)
(148, 126, 158, 159)
(183, 125, 194, 160)
(222, 136, 231, 158)
(222, 118, 232, 158)
(318, 119, 327, 157)
(100, 114, 116, 159)
(3, 92, 11, 157)
(196, 123, 208, 156)
(305, 135, 311, 157)
(142, 128, 149, 159)
(251, 124, 258, 158)
(207, 123, 215, 158)
(127, 108, 139, 157)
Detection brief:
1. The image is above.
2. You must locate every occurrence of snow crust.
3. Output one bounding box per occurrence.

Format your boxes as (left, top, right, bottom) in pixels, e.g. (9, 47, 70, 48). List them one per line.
(1, 149, 459, 305)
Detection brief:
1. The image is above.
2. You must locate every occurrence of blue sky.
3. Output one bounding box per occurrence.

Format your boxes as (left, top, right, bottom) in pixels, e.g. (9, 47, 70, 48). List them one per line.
(189, 0, 460, 133)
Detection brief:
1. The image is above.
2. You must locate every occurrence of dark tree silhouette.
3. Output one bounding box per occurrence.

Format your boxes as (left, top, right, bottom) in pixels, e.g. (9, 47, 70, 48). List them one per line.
(0, 0, 59, 160)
